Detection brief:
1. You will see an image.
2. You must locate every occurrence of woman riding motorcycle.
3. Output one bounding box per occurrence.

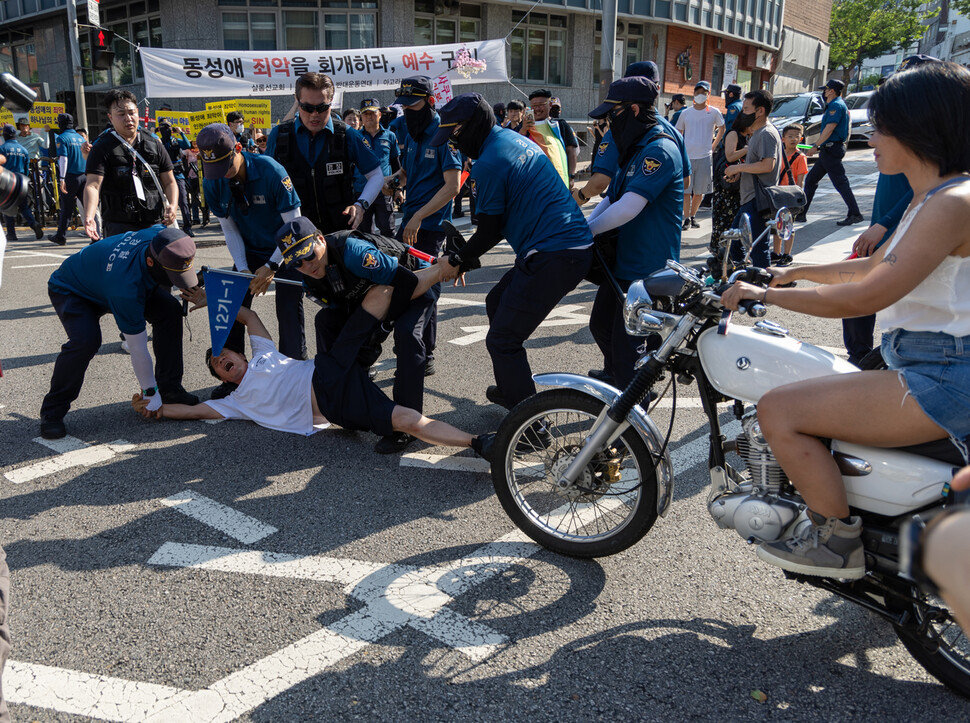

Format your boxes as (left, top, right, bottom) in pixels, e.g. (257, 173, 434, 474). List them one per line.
(722, 60, 970, 579)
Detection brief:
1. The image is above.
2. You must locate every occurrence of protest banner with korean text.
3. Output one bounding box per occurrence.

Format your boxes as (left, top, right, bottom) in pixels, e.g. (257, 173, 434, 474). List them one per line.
(28, 102, 66, 128)
(155, 112, 192, 132)
(141, 40, 506, 98)
(432, 75, 453, 105)
(189, 108, 227, 137)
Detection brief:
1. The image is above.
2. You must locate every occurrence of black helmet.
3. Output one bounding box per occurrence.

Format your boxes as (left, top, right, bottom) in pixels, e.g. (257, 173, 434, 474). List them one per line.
(56, 113, 74, 131)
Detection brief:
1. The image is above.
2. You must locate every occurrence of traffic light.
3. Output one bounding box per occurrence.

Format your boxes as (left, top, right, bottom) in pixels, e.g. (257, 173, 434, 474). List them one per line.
(90, 28, 115, 70)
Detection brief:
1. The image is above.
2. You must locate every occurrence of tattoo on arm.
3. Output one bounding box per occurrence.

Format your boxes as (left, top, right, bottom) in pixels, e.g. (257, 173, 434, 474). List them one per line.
(838, 271, 856, 283)
(883, 252, 899, 266)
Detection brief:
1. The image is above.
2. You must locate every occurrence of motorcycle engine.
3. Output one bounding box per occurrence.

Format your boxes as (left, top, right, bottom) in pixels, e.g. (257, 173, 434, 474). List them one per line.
(708, 410, 804, 542)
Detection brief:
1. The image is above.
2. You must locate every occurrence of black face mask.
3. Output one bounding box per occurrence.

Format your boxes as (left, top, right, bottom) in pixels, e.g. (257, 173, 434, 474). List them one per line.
(405, 103, 434, 140)
(160, 128, 172, 142)
(611, 106, 658, 158)
(733, 112, 756, 131)
(454, 96, 496, 160)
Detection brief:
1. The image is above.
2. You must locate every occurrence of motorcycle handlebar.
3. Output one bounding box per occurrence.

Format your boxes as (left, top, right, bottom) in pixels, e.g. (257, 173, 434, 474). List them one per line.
(737, 300, 768, 318)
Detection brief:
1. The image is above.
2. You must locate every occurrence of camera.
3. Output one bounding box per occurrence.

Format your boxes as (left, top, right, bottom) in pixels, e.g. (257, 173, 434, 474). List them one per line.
(0, 71, 37, 216)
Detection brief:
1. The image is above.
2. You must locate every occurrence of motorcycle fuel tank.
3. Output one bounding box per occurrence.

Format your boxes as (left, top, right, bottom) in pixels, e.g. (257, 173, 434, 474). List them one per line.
(697, 324, 858, 403)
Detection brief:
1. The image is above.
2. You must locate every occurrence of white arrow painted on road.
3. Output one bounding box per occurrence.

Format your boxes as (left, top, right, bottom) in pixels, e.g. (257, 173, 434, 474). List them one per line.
(447, 304, 590, 346)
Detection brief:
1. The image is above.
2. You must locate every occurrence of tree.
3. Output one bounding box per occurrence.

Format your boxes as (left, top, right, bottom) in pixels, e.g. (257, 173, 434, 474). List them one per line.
(828, 0, 937, 88)
(952, 0, 970, 19)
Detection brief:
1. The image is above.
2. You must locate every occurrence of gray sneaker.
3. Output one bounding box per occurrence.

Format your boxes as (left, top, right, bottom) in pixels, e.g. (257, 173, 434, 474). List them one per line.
(757, 511, 865, 579)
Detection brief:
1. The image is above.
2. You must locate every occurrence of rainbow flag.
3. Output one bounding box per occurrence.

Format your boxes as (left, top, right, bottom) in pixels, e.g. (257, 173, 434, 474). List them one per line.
(528, 120, 569, 186)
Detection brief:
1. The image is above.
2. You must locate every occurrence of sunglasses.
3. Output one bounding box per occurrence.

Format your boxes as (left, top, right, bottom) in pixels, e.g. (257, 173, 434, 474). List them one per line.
(607, 104, 630, 122)
(299, 101, 332, 114)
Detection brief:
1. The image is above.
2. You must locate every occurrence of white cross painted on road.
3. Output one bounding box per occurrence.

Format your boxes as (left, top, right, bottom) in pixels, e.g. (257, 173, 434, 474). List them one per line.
(448, 304, 591, 346)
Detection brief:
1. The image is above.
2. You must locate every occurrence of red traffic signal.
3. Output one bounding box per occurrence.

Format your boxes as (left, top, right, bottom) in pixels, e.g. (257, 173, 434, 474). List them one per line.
(90, 28, 116, 70)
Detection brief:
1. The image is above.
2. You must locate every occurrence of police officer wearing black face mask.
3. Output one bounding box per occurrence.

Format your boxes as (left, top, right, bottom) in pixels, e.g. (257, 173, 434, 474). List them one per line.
(722, 83, 744, 129)
(265, 72, 384, 234)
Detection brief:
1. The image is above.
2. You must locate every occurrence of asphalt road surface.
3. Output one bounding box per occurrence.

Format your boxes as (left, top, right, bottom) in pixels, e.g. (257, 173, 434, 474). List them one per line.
(2, 147, 966, 721)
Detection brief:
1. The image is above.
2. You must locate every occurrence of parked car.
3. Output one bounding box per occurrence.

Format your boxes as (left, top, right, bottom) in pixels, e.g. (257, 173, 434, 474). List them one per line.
(769, 92, 824, 145)
(844, 90, 875, 143)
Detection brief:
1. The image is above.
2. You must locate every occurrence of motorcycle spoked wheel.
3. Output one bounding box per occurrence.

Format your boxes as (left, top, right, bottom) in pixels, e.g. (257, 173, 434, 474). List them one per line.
(891, 586, 970, 697)
(491, 389, 659, 558)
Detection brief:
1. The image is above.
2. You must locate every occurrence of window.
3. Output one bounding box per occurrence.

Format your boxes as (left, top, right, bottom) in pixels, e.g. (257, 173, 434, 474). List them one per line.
(414, 2, 481, 46)
(592, 21, 644, 83)
(219, 2, 377, 50)
(83, 0, 161, 86)
(509, 11, 566, 85)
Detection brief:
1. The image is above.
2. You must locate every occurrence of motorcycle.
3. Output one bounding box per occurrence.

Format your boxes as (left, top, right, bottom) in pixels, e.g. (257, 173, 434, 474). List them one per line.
(490, 209, 970, 696)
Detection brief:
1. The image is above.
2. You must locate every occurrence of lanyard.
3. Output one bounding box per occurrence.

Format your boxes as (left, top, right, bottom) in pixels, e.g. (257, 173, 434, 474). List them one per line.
(109, 130, 169, 211)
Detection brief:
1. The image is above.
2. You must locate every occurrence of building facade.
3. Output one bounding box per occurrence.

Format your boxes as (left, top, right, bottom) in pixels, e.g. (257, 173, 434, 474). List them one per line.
(1, 0, 832, 150)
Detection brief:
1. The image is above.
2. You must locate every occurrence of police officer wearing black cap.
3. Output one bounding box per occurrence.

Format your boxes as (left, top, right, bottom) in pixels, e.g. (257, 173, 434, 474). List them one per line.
(274, 217, 443, 452)
(722, 83, 744, 129)
(49, 113, 87, 246)
(265, 72, 383, 235)
(385, 75, 463, 376)
(800, 78, 864, 226)
(39, 225, 202, 439)
(432, 93, 594, 411)
(586, 76, 684, 388)
(355, 97, 401, 236)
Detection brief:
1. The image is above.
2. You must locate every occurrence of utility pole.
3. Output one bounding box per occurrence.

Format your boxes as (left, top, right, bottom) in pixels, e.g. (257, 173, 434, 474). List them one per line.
(598, 0, 618, 101)
(66, 0, 89, 128)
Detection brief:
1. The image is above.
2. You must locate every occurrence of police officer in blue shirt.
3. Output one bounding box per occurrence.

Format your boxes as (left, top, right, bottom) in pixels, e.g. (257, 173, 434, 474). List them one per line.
(432, 94, 593, 411)
(157, 118, 194, 237)
(355, 98, 400, 236)
(586, 77, 684, 388)
(40, 225, 202, 439)
(385, 75, 463, 376)
(50, 113, 87, 246)
(198, 123, 306, 394)
(275, 217, 444, 452)
(0, 124, 43, 240)
(265, 72, 384, 235)
(800, 78, 863, 226)
(389, 110, 408, 152)
(574, 61, 691, 208)
(722, 83, 743, 130)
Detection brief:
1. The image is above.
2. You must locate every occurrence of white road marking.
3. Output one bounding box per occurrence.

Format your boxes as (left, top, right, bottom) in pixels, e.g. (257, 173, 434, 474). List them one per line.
(4, 438, 135, 484)
(400, 452, 491, 473)
(4, 250, 70, 260)
(437, 296, 486, 307)
(794, 224, 864, 265)
(11, 262, 62, 269)
(448, 304, 589, 346)
(670, 420, 742, 471)
(160, 491, 278, 544)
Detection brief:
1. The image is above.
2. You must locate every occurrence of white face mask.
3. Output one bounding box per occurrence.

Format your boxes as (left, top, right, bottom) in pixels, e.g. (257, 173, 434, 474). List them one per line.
(233, 123, 244, 133)
(694, 94, 708, 105)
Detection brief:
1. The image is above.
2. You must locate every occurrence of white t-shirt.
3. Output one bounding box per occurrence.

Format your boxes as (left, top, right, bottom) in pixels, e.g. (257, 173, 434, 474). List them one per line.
(675, 105, 725, 160)
(204, 336, 326, 435)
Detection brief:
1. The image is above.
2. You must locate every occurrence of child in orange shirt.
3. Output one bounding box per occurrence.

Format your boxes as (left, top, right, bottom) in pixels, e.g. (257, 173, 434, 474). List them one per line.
(773, 124, 809, 265)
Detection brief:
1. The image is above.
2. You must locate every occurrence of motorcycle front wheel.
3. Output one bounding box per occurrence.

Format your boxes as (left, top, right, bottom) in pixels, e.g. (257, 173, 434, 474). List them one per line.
(892, 586, 970, 697)
(491, 389, 659, 558)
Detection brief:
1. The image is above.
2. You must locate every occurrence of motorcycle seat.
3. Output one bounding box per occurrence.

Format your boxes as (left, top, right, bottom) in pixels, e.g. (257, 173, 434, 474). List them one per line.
(894, 438, 967, 467)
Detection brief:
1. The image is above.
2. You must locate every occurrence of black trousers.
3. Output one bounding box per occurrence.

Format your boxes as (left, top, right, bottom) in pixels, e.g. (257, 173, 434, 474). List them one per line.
(41, 288, 185, 420)
(842, 314, 877, 367)
(395, 226, 446, 360)
(314, 289, 436, 413)
(485, 248, 592, 409)
(360, 194, 394, 236)
(175, 176, 192, 231)
(54, 172, 85, 238)
(3, 198, 37, 238)
(223, 250, 307, 360)
(803, 143, 860, 217)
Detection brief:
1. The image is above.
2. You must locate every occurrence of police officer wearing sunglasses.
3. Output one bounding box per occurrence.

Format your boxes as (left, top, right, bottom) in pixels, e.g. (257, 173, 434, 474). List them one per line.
(265, 72, 383, 235)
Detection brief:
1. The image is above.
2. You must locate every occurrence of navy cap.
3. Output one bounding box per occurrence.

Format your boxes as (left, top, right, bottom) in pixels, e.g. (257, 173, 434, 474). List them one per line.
(624, 60, 659, 82)
(2, 124, 15, 140)
(196, 123, 237, 178)
(818, 78, 846, 93)
(360, 98, 381, 112)
(724, 83, 743, 96)
(694, 80, 712, 92)
(899, 54, 941, 71)
(669, 93, 687, 105)
(149, 227, 197, 290)
(430, 93, 482, 147)
(275, 217, 321, 269)
(493, 102, 506, 113)
(395, 76, 434, 107)
(589, 77, 660, 119)
(157, 117, 172, 128)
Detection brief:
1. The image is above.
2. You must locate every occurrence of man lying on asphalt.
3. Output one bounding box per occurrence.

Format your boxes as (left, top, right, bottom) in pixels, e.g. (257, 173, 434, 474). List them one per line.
(132, 299, 493, 458)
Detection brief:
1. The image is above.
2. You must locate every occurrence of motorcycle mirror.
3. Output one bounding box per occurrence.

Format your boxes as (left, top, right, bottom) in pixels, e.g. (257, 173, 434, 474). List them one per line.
(773, 208, 794, 243)
(738, 213, 753, 253)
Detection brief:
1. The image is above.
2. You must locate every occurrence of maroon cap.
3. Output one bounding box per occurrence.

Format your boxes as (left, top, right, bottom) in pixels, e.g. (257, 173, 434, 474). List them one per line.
(150, 227, 197, 289)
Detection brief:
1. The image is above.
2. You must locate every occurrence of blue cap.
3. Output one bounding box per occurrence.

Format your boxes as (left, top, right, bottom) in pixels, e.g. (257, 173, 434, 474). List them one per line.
(430, 93, 482, 146)
(898, 54, 941, 71)
(624, 61, 659, 82)
(589, 77, 660, 119)
(694, 80, 712, 92)
(395, 76, 434, 107)
(724, 83, 743, 96)
(275, 217, 321, 269)
(196, 123, 237, 178)
(818, 78, 845, 93)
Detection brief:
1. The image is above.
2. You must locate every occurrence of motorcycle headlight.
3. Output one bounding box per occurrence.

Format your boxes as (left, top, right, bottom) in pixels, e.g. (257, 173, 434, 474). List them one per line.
(623, 281, 662, 336)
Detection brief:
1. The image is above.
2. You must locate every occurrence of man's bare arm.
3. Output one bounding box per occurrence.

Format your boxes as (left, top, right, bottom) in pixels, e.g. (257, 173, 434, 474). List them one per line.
(236, 307, 272, 340)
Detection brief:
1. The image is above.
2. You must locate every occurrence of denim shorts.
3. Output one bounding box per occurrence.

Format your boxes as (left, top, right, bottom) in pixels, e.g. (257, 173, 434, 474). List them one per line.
(881, 328, 970, 461)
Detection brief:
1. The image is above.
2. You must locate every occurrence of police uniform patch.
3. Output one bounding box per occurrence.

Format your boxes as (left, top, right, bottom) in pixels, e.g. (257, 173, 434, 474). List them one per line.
(642, 157, 662, 175)
(362, 137, 371, 148)
(326, 161, 343, 176)
(362, 252, 379, 269)
(424, 148, 435, 159)
(447, 140, 459, 154)
(597, 142, 609, 156)
(829, 109, 837, 115)
(253, 194, 266, 204)
(469, 179, 477, 198)
(282, 176, 294, 191)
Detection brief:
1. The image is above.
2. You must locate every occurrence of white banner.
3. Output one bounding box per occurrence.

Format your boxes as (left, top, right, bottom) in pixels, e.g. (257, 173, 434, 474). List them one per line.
(141, 39, 507, 99)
